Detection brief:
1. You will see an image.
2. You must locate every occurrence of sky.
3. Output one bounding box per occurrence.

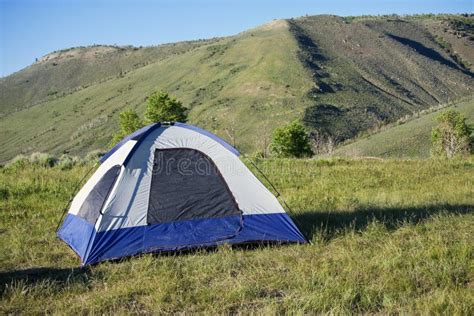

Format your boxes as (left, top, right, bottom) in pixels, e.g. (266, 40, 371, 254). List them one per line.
(1, 0, 472, 77)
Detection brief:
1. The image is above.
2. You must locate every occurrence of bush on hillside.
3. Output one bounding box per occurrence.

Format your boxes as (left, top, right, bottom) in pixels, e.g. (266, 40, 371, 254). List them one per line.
(110, 109, 144, 146)
(29, 152, 57, 167)
(3, 152, 94, 171)
(4, 153, 57, 170)
(431, 109, 472, 158)
(57, 154, 80, 170)
(270, 120, 313, 158)
(5, 155, 29, 171)
(144, 91, 187, 123)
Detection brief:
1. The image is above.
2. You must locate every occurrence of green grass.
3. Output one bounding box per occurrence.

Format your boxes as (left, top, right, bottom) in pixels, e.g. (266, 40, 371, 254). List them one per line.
(334, 97, 474, 158)
(1, 158, 473, 313)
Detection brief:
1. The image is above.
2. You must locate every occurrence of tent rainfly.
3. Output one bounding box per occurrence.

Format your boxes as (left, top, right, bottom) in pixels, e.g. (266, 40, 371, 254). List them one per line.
(58, 122, 306, 265)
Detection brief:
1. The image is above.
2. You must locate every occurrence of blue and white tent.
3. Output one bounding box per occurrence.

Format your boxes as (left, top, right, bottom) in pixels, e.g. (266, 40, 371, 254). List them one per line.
(58, 122, 306, 265)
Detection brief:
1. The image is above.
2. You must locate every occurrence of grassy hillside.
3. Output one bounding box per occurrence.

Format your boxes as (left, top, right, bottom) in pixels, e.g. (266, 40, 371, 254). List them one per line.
(1, 158, 473, 313)
(0, 41, 216, 116)
(0, 20, 312, 162)
(0, 14, 473, 162)
(334, 97, 474, 158)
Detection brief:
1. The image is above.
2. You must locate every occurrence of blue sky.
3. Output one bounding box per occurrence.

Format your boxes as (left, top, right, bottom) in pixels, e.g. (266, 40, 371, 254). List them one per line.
(1, 0, 472, 77)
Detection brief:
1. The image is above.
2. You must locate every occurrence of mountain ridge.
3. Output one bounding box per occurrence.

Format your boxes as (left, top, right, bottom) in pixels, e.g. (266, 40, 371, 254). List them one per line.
(0, 14, 472, 162)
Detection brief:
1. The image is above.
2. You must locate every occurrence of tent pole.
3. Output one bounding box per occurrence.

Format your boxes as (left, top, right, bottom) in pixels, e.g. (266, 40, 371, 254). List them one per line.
(248, 160, 281, 197)
(55, 162, 98, 233)
(249, 159, 312, 244)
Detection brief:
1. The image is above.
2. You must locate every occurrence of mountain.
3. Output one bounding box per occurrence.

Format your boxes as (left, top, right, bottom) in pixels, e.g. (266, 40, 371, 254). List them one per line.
(295, 15, 473, 139)
(0, 14, 473, 162)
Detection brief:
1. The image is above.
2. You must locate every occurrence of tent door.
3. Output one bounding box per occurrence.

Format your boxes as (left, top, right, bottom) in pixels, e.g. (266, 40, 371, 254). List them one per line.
(144, 148, 243, 247)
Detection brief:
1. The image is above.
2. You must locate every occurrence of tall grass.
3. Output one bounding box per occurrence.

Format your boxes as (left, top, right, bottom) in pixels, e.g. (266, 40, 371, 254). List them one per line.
(0, 158, 473, 313)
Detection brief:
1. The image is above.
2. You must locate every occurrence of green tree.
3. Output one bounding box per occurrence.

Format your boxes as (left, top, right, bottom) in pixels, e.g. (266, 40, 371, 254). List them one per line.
(431, 109, 472, 158)
(144, 91, 187, 123)
(111, 109, 143, 146)
(270, 120, 313, 158)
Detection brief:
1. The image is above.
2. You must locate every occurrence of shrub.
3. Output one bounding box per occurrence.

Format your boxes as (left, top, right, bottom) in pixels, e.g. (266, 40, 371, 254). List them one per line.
(29, 152, 57, 167)
(5, 155, 29, 171)
(111, 109, 144, 146)
(431, 109, 472, 158)
(57, 154, 79, 170)
(270, 120, 313, 158)
(144, 91, 187, 123)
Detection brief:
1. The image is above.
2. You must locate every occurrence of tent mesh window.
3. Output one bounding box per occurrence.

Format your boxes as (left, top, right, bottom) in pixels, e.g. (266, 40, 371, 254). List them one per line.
(77, 165, 121, 224)
(147, 148, 240, 224)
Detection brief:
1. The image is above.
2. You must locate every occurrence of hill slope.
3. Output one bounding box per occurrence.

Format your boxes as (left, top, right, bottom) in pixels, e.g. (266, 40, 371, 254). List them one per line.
(0, 41, 216, 116)
(0, 14, 473, 162)
(296, 15, 473, 139)
(334, 97, 474, 158)
(0, 21, 312, 161)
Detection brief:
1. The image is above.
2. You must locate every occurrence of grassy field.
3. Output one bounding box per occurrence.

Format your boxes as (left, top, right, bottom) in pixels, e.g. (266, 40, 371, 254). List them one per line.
(1, 158, 472, 313)
(334, 97, 474, 158)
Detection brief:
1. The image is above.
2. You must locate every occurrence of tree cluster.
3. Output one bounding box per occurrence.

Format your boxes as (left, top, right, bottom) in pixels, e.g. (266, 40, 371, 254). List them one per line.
(111, 91, 187, 146)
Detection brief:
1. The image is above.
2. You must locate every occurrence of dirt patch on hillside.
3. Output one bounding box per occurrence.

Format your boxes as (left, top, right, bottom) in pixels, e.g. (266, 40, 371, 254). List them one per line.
(258, 19, 289, 31)
(239, 81, 285, 97)
(38, 46, 122, 63)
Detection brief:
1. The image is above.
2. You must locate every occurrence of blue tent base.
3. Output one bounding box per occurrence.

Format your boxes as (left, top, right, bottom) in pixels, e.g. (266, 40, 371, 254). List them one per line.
(58, 213, 307, 266)
(57, 214, 95, 260)
(87, 239, 301, 266)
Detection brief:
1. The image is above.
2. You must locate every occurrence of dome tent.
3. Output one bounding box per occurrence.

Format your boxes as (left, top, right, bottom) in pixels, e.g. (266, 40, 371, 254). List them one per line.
(58, 122, 306, 265)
